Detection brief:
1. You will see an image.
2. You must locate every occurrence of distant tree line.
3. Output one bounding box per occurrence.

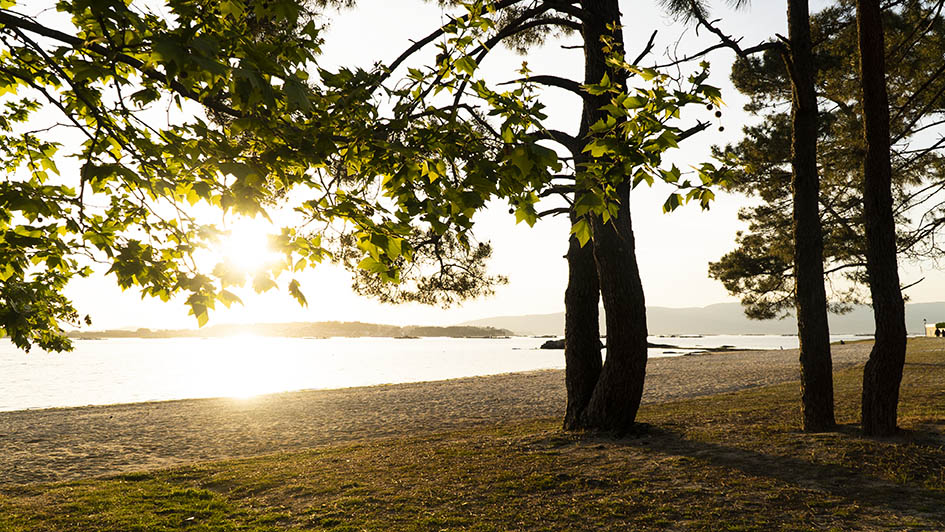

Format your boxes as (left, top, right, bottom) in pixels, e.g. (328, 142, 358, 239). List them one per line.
(67, 322, 514, 339)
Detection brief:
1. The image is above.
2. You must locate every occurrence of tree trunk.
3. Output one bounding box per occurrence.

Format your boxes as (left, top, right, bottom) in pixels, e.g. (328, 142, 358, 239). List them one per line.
(563, 211, 602, 430)
(784, 0, 836, 432)
(574, 0, 649, 433)
(856, 0, 907, 437)
(582, 182, 649, 432)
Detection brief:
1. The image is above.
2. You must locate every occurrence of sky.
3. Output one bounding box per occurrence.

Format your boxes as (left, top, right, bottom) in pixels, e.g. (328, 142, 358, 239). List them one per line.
(56, 0, 945, 330)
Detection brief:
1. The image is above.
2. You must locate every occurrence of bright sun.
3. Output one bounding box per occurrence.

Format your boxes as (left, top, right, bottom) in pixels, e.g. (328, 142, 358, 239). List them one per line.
(217, 218, 280, 275)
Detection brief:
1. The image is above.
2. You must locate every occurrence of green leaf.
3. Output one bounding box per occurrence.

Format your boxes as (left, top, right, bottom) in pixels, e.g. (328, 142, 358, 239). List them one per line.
(284, 78, 312, 112)
(623, 95, 647, 109)
(455, 55, 477, 76)
(583, 139, 617, 158)
(288, 279, 307, 306)
(700, 84, 723, 105)
(514, 204, 537, 227)
(507, 146, 534, 176)
(655, 130, 679, 149)
(662, 193, 682, 213)
(573, 192, 604, 217)
(661, 165, 681, 184)
(217, 290, 243, 308)
(357, 256, 388, 275)
(252, 275, 278, 293)
(219, 0, 245, 18)
(570, 218, 591, 247)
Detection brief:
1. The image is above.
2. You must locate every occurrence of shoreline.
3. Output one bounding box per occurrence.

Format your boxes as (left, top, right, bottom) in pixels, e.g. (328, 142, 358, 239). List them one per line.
(0, 344, 874, 485)
(0, 367, 565, 416)
(2, 337, 871, 414)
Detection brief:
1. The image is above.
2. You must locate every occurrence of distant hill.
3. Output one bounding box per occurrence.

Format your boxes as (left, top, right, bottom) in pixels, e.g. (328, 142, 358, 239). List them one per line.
(69, 321, 514, 339)
(459, 302, 945, 336)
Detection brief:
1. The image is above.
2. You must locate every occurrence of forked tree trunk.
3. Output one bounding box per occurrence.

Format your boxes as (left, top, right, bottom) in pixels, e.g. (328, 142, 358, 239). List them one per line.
(563, 210, 602, 430)
(856, 0, 907, 436)
(784, 0, 836, 432)
(582, 181, 649, 432)
(573, 0, 649, 433)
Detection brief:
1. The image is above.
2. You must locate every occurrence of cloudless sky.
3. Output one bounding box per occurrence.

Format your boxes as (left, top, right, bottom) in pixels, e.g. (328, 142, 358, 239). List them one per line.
(60, 0, 944, 330)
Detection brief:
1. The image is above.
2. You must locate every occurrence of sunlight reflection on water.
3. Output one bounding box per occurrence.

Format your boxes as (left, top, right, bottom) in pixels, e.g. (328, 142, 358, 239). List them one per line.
(0, 334, 865, 411)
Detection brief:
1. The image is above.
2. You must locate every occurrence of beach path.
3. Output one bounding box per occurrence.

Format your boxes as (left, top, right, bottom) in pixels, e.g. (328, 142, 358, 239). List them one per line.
(0, 343, 872, 485)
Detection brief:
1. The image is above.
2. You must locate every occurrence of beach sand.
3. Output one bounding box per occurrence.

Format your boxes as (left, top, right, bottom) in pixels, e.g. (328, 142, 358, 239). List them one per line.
(0, 343, 873, 485)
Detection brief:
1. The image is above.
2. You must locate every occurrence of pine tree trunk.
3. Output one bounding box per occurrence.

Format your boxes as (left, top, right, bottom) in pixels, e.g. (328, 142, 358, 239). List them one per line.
(575, 0, 649, 433)
(856, 0, 907, 437)
(784, 0, 836, 432)
(563, 212, 602, 430)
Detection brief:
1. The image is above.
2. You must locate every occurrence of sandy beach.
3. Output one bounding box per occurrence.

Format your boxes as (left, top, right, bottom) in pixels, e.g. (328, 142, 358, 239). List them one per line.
(0, 343, 873, 485)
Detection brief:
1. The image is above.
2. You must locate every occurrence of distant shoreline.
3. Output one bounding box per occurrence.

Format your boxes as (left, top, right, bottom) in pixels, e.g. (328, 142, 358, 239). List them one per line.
(67, 321, 514, 340)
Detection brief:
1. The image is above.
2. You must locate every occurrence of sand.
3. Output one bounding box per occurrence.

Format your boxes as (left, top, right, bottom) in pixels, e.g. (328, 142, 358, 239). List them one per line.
(0, 343, 873, 485)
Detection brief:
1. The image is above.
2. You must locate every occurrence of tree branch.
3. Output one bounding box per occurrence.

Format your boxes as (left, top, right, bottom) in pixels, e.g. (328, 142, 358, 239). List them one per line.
(0, 10, 242, 118)
(538, 184, 574, 198)
(631, 30, 658, 65)
(676, 120, 710, 142)
(380, 0, 527, 85)
(537, 207, 570, 218)
(498, 74, 583, 95)
(650, 9, 781, 70)
(546, 0, 586, 21)
(534, 129, 581, 155)
(901, 276, 925, 291)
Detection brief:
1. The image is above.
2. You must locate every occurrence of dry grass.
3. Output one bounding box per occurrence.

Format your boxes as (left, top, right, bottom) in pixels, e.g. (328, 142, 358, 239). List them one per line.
(1, 338, 943, 531)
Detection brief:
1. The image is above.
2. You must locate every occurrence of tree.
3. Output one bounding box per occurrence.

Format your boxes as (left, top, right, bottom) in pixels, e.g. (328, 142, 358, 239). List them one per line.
(709, 1, 945, 319)
(1, 0, 518, 352)
(2, 0, 724, 433)
(574, 0, 653, 431)
(338, 1, 722, 432)
(0, 0, 340, 350)
(664, 0, 836, 431)
(856, 0, 907, 436)
(784, 0, 836, 432)
(705, 0, 945, 434)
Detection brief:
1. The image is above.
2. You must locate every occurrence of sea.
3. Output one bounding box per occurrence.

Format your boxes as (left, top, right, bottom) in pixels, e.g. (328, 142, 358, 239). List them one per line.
(0, 334, 868, 412)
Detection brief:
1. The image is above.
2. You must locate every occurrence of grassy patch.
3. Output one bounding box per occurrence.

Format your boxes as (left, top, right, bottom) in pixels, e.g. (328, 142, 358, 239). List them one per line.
(2, 339, 944, 531)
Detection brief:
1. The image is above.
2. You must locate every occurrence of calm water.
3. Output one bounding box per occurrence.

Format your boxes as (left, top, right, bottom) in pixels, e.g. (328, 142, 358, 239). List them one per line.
(0, 334, 866, 412)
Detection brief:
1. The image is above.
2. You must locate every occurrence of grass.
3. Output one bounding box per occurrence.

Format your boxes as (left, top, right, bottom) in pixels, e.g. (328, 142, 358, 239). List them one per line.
(1, 338, 944, 531)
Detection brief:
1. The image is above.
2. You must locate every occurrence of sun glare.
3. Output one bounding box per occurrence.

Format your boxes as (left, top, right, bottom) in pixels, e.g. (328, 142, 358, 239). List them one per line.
(218, 219, 281, 275)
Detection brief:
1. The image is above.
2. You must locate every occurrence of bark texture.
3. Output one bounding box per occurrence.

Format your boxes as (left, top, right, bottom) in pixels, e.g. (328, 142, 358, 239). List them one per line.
(856, 0, 907, 436)
(582, 183, 649, 432)
(784, 0, 836, 432)
(563, 214, 602, 430)
(574, 0, 649, 432)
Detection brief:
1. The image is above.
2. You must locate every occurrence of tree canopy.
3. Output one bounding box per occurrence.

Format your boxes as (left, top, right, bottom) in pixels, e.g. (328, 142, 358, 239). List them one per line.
(707, 0, 945, 319)
(0, 0, 726, 354)
(0, 0, 340, 350)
